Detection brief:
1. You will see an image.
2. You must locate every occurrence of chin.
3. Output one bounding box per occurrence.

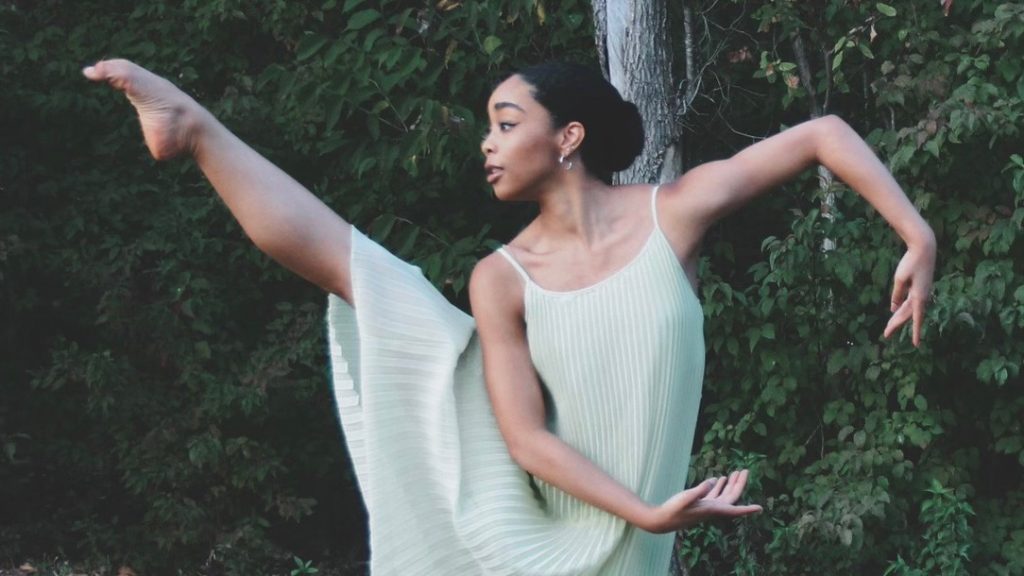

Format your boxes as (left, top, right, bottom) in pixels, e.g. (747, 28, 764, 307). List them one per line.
(492, 180, 538, 203)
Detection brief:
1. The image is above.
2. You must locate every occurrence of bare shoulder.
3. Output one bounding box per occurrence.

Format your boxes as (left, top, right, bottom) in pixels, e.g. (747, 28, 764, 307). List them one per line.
(653, 162, 724, 226)
(469, 251, 525, 322)
(659, 161, 732, 207)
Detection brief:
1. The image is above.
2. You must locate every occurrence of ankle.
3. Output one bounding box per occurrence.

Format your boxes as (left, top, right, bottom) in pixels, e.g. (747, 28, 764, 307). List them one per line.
(185, 105, 217, 160)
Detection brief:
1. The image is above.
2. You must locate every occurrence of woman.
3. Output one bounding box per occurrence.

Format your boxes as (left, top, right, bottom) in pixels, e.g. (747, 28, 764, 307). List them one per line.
(83, 59, 935, 575)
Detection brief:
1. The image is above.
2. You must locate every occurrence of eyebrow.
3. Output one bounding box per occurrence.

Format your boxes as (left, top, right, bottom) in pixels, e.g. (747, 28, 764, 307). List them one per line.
(493, 101, 525, 113)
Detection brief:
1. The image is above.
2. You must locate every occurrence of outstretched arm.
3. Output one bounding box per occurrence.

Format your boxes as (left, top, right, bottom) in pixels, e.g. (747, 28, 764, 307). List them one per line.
(663, 115, 936, 346)
(469, 254, 761, 533)
(83, 59, 355, 303)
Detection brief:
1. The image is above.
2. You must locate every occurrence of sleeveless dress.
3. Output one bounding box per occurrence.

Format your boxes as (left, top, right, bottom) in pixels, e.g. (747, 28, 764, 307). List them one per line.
(325, 185, 704, 575)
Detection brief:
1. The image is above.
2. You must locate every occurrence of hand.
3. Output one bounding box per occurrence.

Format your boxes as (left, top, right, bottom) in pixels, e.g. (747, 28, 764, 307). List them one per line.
(641, 469, 763, 534)
(883, 235, 936, 347)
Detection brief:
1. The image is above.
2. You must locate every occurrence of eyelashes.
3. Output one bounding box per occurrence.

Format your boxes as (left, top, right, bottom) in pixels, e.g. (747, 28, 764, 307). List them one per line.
(481, 123, 517, 141)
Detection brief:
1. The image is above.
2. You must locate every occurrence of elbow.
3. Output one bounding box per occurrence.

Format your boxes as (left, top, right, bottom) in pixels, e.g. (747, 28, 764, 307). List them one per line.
(505, 430, 546, 472)
(817, 114, 851, 139)
(815, 114, 857, 162)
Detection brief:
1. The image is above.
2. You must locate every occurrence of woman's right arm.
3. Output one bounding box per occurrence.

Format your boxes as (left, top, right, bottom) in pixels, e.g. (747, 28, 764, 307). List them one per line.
(84, 59, 355, 304)
(469, 254, 761, 533)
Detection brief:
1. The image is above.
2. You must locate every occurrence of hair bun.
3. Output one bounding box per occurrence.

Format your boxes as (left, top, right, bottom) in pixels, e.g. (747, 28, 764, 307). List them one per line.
(515, 62, 647, 182)
(605, 100, 645, 172)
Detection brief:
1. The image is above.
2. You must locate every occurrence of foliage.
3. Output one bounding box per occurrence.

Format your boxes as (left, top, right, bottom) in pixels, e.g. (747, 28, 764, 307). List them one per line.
(0, 0, 591, 572)
(676, 0, 1023, 574)
(290, 555, 319, 576)
(1, 0, 1022, 574)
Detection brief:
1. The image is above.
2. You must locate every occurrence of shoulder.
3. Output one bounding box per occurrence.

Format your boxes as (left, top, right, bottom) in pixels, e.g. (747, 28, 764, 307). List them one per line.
(469, 251, 525, 322)
(633, 162, 733, 230)
(659, 161, 733, 205)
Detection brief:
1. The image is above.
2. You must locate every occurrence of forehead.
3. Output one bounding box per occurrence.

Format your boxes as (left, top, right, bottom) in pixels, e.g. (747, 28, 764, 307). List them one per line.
(487, 75, 539, 113)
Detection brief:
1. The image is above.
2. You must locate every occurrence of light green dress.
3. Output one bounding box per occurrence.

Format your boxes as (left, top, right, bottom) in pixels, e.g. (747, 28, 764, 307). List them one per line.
(326, 185, 704, 575)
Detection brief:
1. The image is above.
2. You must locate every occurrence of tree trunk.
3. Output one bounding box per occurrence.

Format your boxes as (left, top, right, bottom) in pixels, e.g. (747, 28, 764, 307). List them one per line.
(792, 32, 836, 251)
(591, 5, 692, 574)
(592, 3, 697, 573)
(591, 0, 682, 185)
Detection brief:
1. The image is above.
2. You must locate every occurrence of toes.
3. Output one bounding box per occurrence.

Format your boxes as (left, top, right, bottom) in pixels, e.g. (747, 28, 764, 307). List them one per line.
(82, 62, 106, 81)
(83, 59, 138, 91)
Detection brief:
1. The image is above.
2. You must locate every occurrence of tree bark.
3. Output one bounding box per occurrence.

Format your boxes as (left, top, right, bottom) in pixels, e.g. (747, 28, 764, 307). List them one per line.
(591, 6, 691, 573)
(591, 0, 682, 185)
(792, 32, 836, 252)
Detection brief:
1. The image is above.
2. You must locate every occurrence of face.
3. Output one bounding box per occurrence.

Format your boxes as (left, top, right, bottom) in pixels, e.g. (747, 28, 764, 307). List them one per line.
(480, 75, 564, 201)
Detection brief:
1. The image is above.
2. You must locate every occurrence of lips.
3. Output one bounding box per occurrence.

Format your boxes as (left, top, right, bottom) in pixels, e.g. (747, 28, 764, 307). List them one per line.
(485, 164, 503, 184)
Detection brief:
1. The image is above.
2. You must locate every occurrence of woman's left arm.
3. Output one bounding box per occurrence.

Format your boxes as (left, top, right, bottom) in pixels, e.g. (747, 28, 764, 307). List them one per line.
(663, 115, 936, 346)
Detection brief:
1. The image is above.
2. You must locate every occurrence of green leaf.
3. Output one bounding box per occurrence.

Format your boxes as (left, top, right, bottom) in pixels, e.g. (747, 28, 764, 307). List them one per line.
(347, 8, 381, 31)
(296, 34, 328, 61)
(324, 40, 348, 67)
(854, 430, 867, 448)
(913, 395, 928, 411)
(483, 35, 503, 55)
(876, 3, 897, 17)
(342, 0, 365, 12)
(832, 50, 844, 71)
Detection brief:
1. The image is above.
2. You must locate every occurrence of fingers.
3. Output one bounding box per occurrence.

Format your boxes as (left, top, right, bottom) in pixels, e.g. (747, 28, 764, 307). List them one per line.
(883, 299, 912, 339)
(678, 478, 717, 508)
(722, 504, 763, 517)
(890, 276, 909, 313)
(721, 470, 748, 502)
(703, 470, 751, 503)
(706, 475, 727, 499)
(883, 293, 929, 347)
(912, 294, 926, 347)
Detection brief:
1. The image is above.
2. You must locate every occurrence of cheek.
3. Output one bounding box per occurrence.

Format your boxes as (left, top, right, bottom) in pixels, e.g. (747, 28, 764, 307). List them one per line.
(501, 153, 556, 199)
(511, 133, 557, 175)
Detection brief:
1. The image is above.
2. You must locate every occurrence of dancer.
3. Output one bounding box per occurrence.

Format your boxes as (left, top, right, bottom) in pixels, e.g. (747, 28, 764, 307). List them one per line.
(83, 59, 935, 575)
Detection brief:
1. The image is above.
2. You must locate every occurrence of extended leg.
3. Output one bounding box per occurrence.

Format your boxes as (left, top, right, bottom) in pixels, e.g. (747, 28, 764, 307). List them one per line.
(84, 59, 355, 304)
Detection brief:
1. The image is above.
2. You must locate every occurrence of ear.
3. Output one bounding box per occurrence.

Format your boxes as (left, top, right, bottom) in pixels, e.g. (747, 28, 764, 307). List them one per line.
(558, 121, 585, 158)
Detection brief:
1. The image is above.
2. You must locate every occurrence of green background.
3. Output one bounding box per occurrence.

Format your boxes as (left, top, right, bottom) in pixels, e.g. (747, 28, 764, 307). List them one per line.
(1, 1, 1022, 574)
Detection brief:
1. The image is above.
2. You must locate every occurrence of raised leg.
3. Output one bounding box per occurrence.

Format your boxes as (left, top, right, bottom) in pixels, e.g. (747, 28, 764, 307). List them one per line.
(83, 59, 355, 304)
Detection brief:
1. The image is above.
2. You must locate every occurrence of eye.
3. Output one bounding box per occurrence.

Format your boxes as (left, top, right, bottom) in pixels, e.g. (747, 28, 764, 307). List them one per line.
(480, 122, 516, 142)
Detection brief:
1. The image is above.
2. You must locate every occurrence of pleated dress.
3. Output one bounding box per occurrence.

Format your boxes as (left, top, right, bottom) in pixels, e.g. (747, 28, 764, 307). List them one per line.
(325, 185, 705, 575)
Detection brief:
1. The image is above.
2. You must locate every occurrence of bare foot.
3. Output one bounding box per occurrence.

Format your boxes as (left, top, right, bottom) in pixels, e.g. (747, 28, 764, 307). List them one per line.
(83, 59, 207, 160)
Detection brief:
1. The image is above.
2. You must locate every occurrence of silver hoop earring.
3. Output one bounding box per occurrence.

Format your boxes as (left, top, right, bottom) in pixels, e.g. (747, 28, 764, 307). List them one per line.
(558, 155, 573, 171)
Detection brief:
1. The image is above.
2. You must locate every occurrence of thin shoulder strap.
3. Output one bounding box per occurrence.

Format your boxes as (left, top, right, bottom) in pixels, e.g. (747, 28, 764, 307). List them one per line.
(495, 246, 533, 285)
(650, 184, 663, 233)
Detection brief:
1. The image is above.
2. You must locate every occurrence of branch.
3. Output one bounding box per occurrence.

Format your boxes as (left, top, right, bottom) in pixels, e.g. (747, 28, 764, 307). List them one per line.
(591, 0, 610, 78)
(791, 32, 821, 118)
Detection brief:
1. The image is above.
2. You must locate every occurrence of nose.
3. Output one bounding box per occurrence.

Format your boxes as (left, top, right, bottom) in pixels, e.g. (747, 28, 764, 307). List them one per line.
(481, 131, 494, 156)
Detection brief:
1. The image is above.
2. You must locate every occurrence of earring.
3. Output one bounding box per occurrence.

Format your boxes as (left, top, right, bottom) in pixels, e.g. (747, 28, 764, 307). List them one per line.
(558, 154, 574, 171)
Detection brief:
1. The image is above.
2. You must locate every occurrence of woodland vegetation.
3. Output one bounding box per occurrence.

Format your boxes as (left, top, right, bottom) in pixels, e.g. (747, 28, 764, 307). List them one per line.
(2, 1, 1022, 574)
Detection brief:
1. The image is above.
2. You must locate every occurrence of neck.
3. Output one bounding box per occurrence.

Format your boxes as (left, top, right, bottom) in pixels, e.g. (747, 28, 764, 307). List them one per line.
(534, 170, 618, 247)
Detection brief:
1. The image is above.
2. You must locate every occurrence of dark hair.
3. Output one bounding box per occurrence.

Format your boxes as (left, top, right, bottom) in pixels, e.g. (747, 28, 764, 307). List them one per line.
(514, 61, 645, 183)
